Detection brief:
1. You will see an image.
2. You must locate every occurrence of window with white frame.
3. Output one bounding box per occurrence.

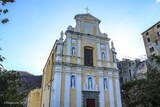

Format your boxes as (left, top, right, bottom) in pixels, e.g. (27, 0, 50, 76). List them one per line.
(101, 52, 105, 60)
(71, 75, 76, 88)
(71, 47, 76, 56)
(104, 78, 108, 89)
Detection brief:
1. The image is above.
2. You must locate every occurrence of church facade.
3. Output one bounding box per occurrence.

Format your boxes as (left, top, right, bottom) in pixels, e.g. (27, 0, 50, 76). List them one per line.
(41, 13, 122, 107)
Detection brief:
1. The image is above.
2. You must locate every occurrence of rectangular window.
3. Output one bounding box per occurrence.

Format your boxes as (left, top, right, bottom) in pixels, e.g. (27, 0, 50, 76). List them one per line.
(84, 48, 93, 66)
(147, 38, 150, 43)
(149, 47, 154, 53)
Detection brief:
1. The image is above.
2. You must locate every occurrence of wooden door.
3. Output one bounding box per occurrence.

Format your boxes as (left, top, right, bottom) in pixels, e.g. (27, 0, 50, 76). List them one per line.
(87, 99, 95, 107)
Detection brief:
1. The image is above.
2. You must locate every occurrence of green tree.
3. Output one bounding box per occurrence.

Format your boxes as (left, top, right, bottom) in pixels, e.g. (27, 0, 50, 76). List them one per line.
(0, 70, 24, 106)
(0, 0, 15, 24)
(122, 55, 160, 107)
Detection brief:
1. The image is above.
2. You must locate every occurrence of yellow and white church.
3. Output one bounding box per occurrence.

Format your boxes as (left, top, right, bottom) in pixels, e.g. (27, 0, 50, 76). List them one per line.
(27, 13, 122, 107)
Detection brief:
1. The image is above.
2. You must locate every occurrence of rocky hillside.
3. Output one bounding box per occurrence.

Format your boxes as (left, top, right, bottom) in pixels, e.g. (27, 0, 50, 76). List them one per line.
(18, 71, 42, 95)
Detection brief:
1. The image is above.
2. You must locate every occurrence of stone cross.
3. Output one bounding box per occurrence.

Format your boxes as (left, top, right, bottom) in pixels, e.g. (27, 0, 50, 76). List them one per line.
(85, 7, 90, 13)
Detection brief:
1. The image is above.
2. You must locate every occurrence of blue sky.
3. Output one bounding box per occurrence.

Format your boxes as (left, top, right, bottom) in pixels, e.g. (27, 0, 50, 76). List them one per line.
(1, 0, 160, 75)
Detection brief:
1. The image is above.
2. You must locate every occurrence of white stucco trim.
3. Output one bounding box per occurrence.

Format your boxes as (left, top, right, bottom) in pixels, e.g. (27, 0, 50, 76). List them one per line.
(99, 71, 105, 107)
(64, 67, 71, 107)
(108, 71, 114, 107)
(56, 42, 63, 62)
(77, 20, 81, 32)
(106, 41, 111, 67)
(115, 73, 122, 107)
(76, 68, 82, 107)
(97, 40, 102, 67)
(51, 66, 62, 107)
(77, 38, 81, 64)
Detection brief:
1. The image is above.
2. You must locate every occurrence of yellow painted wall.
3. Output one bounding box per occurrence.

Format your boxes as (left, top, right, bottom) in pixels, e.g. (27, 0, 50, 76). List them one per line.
(39, 13, 119, 107)
(105, 90, 110, 107)
(113, 76, 117, 107)
(70, 89, 77, 107)
(27, 89, 42, 107)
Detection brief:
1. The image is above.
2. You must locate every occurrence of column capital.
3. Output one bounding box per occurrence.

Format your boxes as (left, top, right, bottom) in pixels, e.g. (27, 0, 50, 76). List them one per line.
(108, 71, 113, 78)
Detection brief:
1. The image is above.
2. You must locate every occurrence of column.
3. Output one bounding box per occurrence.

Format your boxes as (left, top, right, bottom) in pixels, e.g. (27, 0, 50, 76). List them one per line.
(97, 39, 102, 67)
(64, 67, 71, 107)
(108, 71, 114, 107)
(99, 71, 105, 107)
(76, 67, 82, 107)
(115, 72, 122, 107)
(51, 65, 62, 107)
(106, 40, 111, 67)
(77, 36, 81, 64)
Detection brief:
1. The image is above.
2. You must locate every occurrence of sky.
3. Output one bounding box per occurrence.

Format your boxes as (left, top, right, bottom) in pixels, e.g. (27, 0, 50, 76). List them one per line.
(1, 0, 160, 75)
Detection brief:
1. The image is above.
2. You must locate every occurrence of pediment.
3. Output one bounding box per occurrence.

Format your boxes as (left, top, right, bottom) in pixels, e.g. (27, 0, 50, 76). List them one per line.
(74, 13, 101, 23)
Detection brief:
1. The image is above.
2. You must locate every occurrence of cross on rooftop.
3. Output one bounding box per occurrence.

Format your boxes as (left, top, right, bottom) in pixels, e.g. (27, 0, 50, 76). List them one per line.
(85, 7, 90, 13)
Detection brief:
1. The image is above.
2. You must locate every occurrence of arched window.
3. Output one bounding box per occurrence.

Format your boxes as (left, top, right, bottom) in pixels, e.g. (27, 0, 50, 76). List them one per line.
(101, 52, 105, 60)
(104, 78, 108, 89)
(71, 75, 76, 88)
(71, 47, 76, 56)
(84, 47, 93, 66)
(88, 77, 93, 89)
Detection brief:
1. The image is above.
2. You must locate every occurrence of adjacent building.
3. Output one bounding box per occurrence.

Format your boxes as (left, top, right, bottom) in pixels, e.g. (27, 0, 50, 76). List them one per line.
(27, 88, 42, 107)
(117, 59, 141, 84)
(136, 61, 147, 79)
(39, 13, 122, 107)
(142, 21, 160, 57)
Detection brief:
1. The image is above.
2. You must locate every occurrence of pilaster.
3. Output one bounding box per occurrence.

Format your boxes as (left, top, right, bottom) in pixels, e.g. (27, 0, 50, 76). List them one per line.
(115, 72, 122, 107)
(51, 65, 62, 107)
(76, 67, 82, 107)
(106, 40, 111, 67)
(77, 19, 81, 32)
(64, 67, 71, 107)
(99, 71, 105, 107)
(77, 36, 81, 64)
(108, 71, 115, 107)
(97, 39, 102, 67)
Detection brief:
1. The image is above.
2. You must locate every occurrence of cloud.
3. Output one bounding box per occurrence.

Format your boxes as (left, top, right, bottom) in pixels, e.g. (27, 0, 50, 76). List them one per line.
(157, 0, 160, 2)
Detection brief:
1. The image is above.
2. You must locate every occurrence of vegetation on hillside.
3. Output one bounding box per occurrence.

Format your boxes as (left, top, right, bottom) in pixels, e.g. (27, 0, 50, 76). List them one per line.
(122, 55, 160, 107)
(0, 70, 24, 106)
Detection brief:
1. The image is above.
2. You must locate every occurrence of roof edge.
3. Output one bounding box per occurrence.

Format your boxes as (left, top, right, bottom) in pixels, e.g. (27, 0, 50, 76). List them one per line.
(141, 21, 160, 35)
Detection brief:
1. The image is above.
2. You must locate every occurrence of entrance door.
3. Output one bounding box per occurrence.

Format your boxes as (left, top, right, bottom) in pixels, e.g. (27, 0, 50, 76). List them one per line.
(87, 99, 95, 107)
